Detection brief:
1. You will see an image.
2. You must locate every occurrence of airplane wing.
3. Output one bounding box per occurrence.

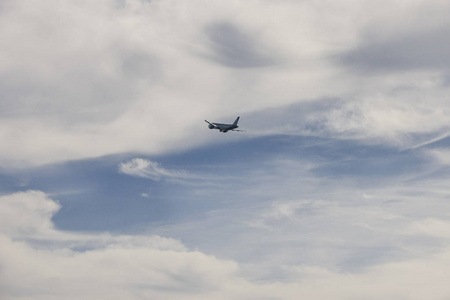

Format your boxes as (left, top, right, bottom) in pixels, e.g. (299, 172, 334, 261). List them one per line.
(205, 120, 219, 128)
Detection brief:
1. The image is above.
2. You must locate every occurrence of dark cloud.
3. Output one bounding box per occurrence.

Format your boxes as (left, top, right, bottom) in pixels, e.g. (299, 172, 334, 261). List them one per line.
(120, 50, 162, 81)
(204, 22, 278, 68)
(0, 48, 162, 124)
(339, 25, 450, 72)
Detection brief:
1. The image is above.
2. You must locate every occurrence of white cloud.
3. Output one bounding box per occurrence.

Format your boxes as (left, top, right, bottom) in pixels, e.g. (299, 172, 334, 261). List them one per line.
(405, 218, 450, 239)
(2, 190, 450, 299)
(0, 234, 241, 300)
(320, 90, 450, 145)
(247, 200, 308, 229)
(3, 0, 450, 166)
(2, 1, 450, 298)
(426, 148, 450, 166)
(119, 158, 189, 180)
(0, 191, 239, 299)
(0, 190, 60, 238)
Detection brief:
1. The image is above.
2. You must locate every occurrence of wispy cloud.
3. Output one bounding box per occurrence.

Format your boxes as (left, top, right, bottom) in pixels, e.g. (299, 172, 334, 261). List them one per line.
(426, 148, 450, 166)
(405, 218, 450, 239)
(119, 158, 190, 180)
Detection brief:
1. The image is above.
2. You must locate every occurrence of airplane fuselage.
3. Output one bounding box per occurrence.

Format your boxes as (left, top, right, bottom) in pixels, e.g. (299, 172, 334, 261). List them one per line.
(205, 116, 240, 133)
(208, 123, 238, 132)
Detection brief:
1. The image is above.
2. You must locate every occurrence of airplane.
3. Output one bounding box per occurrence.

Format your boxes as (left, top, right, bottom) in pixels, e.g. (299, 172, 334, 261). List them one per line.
(205, 116, 244, 133)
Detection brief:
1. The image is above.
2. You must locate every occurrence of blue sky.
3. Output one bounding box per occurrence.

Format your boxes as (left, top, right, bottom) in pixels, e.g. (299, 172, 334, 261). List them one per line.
(2, 0, 450, 299)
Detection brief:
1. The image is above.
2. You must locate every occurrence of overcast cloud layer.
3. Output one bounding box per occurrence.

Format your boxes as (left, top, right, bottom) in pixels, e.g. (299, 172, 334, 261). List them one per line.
(2, 0, 450, 299)
(2, 0, 449, 166)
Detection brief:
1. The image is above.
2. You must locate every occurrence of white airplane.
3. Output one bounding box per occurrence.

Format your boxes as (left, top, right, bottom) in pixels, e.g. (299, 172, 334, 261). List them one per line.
(205, 116, 244, 133)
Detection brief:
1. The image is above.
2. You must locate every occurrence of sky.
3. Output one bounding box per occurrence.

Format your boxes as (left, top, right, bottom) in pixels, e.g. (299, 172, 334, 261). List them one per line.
(1, 0, 450, 299)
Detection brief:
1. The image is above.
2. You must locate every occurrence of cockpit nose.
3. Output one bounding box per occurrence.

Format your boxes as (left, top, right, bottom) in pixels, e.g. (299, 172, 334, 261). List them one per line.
(208, 124, 214, 129)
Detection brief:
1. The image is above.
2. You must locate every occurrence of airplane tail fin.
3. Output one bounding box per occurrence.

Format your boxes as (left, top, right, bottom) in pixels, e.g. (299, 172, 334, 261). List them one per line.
(233, 116, 240, 126)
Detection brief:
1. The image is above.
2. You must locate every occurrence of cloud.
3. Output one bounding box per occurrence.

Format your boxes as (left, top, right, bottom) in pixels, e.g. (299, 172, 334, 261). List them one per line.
(407, 132, 450, 150)
(339, 1, 450, 72)
(405, 218, 450, 239)
(203, 22, 278, 68)
(7, 0, 446, 165)
(3, 1, 450, 298)
(0, 191, 239, 299)
(247, 200, 304, 229)
(0, 190, 60, 238)
(119, 158, 190, 180)
(0, 235, 241, 300)
(2, 190, 450, 299)
(148, 146, 450, 280)
(320, 95, 450, 144)
(244, 90, 450, 149)
(426, 148, 450, 166)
